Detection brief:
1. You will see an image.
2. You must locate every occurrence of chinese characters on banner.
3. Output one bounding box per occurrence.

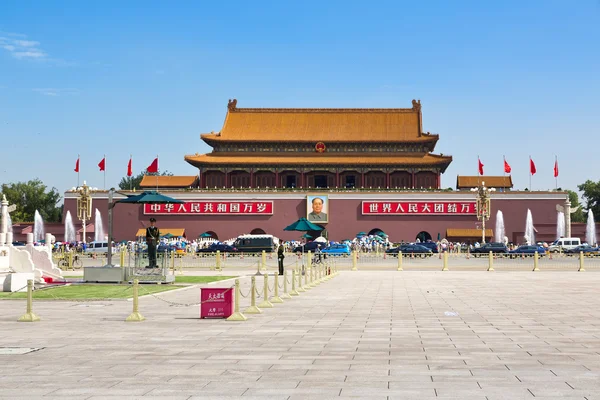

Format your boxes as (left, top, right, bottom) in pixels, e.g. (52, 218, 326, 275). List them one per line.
(362, 201, 476, 215)
(143, 201, 273, 215)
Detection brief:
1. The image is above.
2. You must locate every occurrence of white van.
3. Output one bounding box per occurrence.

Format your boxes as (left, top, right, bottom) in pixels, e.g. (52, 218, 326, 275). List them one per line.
(86, 241, 110, 254)
(548, 237, 581, 253)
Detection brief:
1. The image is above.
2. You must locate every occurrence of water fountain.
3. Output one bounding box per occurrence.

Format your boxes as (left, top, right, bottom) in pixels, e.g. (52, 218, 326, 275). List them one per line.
(94, 209, 105, 242)
(64, 211, 76, 243)
(586, 210, 596, 246)
(524, 209, 535, 245)
(33, 210, 45, 243)
(495, 210, 505, 243)
(556, 211, 565, 240)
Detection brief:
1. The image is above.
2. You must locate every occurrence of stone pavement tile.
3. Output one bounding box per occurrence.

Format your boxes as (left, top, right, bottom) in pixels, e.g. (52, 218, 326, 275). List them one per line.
(435, 387, 534, 398)
(0, 397, 93, 400)
(288, 397, 387, 400)
(244, 387, 340, 396)
(49, 388, 152, 396)
(341, 387, 436, 397)
(296, 380, 388, 389)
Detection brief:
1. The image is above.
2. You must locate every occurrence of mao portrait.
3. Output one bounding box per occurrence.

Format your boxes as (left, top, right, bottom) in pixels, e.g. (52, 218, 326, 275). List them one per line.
(307, 195, 328, 223)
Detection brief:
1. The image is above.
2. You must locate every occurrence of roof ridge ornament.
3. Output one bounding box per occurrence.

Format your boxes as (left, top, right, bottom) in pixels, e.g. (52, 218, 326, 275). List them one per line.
(412, 99, 421, 112)
(228, 99, 238, 111)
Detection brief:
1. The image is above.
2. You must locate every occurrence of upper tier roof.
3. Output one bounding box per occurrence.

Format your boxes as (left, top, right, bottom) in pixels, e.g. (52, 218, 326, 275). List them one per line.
(201, 99, 438, 143)
(456, 176, 513, 190)
(140, 175, 198, 188)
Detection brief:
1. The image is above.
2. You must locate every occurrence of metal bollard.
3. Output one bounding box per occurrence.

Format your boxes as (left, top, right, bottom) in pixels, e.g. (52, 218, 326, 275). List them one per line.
(533, 251, 540, 272)
(351, 251, 358, 271)
(18, 279, 40, 322)
(216, 250, 222, 271)
(281, 270, 292, 299)
(245, 276, 262, 314)
(488, 251, 494, 272)
(261, 250, 267, 272)
(397, 251, 403, 271)
(126, 279, 145, 322)
(258, 274, 274, 308)
(68, 251, 74, 270)
(120, 248, 126, 267)
(298, 267, 307, 292)
(290, 270, 300, 296)
(170, 250, 175, 273)
(442, 252, 449, 271)
(579, 251, 585, 272)
(227, 279, 248, 321)
(271, 272, 284, 303)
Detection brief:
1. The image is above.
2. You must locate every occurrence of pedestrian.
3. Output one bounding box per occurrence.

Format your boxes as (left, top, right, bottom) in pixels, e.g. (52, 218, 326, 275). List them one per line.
(146, 218, 160, 268)
(277, 244, 285, 275)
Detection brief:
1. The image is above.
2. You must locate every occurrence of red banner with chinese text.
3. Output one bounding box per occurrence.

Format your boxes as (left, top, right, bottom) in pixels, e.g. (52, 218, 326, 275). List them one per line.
(143, 201, 274, 215)
(362, 201, 476, 215)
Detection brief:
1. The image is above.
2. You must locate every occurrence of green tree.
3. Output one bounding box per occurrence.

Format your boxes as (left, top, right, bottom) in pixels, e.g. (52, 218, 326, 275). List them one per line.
(566, 190, 585, 223)
(578, 180, 600, 219)
(118, 170, 173, 190)
(1, 179, 62, 223)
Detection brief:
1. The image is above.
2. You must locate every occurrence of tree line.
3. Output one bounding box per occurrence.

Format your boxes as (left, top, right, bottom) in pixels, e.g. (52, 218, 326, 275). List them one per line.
(0, 175, 597, 224)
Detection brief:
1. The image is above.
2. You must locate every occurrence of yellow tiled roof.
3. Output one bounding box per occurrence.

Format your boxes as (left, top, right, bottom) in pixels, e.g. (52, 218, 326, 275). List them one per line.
(140, 176, 198, 188)
(446, 229, 493, 238)
(456, 176, 513, 189)
(201, 99, 437, 143)
(185, 152, 452, 167)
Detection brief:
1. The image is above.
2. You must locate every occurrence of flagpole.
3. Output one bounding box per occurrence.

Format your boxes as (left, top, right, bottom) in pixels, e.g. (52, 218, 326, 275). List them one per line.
(78, 154, 80, 187)
(103, 154, 106, 190)
(130, 154, 133, 191)
(156, 154, 159, 191)
(555, 155, 558, 190)
(529, 156, 532, 191)
(503, 155, 505, 179)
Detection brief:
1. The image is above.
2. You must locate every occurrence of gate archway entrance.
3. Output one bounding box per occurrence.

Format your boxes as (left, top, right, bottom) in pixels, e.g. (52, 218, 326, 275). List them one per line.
(416, 231, 432, 243)
(250, 228, 266, 235)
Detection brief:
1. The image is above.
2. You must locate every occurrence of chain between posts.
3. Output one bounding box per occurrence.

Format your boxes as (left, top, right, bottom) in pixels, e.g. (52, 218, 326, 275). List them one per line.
(139, 285, 234, 307)
(35, 284, 133, 303)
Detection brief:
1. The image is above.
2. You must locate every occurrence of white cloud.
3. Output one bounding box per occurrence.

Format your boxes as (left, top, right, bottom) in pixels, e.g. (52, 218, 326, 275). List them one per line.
(0, 33, 47, 61)
(32, 88, 80, 97)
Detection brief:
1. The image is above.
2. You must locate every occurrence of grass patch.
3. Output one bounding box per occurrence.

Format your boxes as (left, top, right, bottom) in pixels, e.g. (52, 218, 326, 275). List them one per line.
(0, 284, 182, 300)
(174, 276, 236, 284)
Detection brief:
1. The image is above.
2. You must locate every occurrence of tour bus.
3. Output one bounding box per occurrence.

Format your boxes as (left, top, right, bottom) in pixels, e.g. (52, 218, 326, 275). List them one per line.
(233, 234, 277, 253)
(547, 237, 582, 253)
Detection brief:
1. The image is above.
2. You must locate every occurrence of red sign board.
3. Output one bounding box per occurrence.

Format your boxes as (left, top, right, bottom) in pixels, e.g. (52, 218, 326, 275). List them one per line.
(144, 201, 273, 215)
(362, 201, 476, 215)
(200, 288, 233, 318)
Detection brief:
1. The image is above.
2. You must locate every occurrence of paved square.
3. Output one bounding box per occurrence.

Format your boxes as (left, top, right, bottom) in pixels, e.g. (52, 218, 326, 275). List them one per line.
(1, 271, 600, 399)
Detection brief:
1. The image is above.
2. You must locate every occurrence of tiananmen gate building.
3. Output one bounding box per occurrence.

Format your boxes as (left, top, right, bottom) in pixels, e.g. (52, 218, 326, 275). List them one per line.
(62, 99, 589, 244)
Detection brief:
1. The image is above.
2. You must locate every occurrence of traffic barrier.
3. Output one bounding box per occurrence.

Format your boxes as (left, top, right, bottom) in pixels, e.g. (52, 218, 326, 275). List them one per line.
(351, 251, 358, 271)
(244, 276, 262, 314)
(17, 279, 40, 322)
(397, 251, 403, 271)
(226, 279, 247, 321)
(125, 279, 145, 322)
(261, 250, 267, 272)
(281, 270, 292, 299)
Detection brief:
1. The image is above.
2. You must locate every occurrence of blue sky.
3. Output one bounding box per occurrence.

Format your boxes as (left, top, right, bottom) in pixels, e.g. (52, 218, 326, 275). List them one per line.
(0, 0, 598, 198)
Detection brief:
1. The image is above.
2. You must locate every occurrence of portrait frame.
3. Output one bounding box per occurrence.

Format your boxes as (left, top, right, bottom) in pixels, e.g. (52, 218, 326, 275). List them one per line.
(306, 195, 329, 224)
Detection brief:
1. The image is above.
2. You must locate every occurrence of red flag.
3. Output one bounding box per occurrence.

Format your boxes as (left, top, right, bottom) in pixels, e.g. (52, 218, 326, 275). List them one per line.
(74, 157, 80, 173)
(504, 159, 511, 174)
(147, 157, 158, 173)
(554, 159, 559, 178)
(530, 158, 537, 175)
(127, 158, 133, 177)
(98, 157, 106, 172)
(478, 158, 484, 176)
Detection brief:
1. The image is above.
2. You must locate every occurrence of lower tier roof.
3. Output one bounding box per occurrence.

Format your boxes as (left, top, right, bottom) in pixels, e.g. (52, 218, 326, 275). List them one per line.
(185, 152, 452, 172)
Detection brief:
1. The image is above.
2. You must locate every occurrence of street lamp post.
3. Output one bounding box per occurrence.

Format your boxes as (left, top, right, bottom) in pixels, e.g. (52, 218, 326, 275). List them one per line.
(73, 181, 94, 243)
(471, 181, 495, 244)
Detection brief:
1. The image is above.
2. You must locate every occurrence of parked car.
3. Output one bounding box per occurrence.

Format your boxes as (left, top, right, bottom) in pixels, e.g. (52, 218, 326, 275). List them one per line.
(321, 243, 351, 256)
(385, 244, 433, 257)
(471, 242, 509, 256)
(419, 242, 439, 253)
(196, 243, 238, 254)
(293, 241, 326, 253)
(547, 237, 582, 253)
(508, 245, 546, 258)
(564, 245, 600, 256)
(233, 234, 276, 253)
